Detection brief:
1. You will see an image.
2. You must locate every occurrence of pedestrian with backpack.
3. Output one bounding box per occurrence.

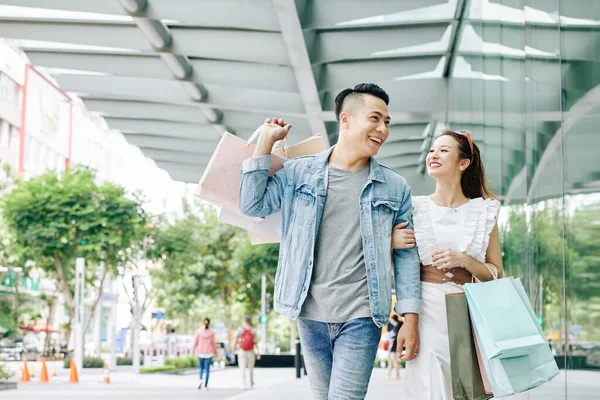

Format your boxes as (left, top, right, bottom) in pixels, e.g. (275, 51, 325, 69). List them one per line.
(235, 316, 261, 390)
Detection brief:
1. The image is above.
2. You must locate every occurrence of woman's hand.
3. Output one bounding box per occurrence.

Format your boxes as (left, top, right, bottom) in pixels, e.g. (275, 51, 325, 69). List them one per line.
(431, 248, 468, 270)
(392, 221, 416, 249)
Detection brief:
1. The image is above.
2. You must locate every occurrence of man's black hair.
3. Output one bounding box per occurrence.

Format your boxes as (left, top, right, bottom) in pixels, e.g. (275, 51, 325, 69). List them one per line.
(334, 83, 390, 122)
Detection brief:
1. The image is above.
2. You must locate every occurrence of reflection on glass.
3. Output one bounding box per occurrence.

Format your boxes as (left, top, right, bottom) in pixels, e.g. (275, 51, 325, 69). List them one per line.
(450, 0, 600, 398)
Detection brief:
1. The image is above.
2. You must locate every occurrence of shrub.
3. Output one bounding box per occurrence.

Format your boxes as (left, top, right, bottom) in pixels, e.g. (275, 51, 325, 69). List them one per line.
(139, 366, 176, 374)
(63, 356, 105, 369)
(165, 356, 198, 369)
(117, 357, 132, 366)
(0, 363, 11, 381)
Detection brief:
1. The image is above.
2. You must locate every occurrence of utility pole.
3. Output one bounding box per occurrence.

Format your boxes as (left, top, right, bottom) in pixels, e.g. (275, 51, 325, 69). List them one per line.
(74, 258, 85, 373)
(132, 275, 140, 373)
(260, 272, 267, 353)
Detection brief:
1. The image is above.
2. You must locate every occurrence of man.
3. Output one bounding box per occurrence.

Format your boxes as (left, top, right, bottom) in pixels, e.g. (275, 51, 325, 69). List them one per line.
(240, 83, 421, 399)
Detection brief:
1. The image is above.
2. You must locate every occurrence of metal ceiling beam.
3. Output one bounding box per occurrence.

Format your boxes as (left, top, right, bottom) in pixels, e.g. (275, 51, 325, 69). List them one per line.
(443, 0, 468, 77)
(104, 118, 222, 140)
(0, 0, 281, 31)
(117, 0, 225, 135)
(272, 0, 328, 142)
(26, 49, 299, 92)
(55, 75, 306, 114)
(123, 134, 219, 154)
(313, 23, 451, 64)
(168, 170, 204, 184)
(140, 148, 214, 164)
(300, 0, 448, 29)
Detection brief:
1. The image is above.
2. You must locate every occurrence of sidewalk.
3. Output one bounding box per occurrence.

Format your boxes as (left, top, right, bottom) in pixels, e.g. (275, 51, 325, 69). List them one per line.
(5, 366, 600, 399)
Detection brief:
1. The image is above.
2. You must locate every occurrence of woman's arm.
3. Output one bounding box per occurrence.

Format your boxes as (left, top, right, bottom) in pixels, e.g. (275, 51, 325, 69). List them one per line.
(465, 222, 504, 281)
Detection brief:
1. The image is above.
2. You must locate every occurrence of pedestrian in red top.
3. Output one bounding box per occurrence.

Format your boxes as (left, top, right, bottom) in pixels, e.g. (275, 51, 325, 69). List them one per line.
(192, 317, 216, 390)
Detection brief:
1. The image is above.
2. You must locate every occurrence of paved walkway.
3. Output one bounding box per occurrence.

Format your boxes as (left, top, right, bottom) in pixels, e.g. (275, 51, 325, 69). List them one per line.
(3, 364, 599, 399)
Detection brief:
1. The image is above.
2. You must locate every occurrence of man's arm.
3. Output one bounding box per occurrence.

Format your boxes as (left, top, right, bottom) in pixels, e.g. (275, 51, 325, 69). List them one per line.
(392, 184, 422, 361)
(239, 118, 292, 218)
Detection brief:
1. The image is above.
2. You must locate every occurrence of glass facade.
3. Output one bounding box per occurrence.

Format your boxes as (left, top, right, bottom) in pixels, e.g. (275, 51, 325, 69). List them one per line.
(447, 1, 600, 398)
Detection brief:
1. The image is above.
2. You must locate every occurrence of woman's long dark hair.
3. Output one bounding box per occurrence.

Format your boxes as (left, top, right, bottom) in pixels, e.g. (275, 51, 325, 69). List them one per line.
(203, 318, 210, 329)
(440, 130, 495, 200)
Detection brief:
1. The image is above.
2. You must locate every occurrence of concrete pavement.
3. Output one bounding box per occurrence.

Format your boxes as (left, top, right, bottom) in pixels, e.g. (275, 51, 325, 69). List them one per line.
(2, 364, 599, 399)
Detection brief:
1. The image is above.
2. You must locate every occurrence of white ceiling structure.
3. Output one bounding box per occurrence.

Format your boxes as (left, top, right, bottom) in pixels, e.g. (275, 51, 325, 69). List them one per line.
(0, 0, 598, 202)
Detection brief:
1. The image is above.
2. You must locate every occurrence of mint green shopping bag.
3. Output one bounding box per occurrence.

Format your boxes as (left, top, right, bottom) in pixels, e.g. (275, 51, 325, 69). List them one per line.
(465, 278, 559, 397)
(465, 278, 545, 359)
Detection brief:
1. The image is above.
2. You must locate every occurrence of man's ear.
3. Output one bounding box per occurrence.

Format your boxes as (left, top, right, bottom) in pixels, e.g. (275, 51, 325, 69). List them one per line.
(340, 111, 350, 130)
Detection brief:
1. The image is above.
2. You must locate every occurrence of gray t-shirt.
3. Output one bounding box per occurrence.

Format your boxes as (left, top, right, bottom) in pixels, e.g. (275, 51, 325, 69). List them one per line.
(300, 164, 371, 323)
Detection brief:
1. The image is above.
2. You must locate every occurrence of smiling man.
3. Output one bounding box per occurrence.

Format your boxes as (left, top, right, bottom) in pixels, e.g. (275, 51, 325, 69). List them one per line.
(239, 83, 421, 400)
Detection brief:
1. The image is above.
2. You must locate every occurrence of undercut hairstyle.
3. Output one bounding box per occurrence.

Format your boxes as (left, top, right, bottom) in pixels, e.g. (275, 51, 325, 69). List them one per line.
(334, 83, 390, 122)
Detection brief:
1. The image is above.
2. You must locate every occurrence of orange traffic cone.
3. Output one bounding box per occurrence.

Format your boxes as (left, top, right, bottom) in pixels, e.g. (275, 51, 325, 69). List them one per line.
(17, 358, 31, 383)
(69, 357, 79, 383)
(40, 357, 49, 383)
(102, 362, 110, 384)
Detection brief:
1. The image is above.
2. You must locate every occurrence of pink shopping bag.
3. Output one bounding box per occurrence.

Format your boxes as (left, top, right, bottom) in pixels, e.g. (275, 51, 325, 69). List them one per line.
(195, 131, 286, 221)
(473, 327, 494, 395)
(272, 133, 327, 159)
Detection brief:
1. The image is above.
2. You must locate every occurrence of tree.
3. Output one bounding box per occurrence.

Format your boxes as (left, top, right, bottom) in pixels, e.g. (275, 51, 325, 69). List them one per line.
(1, 167, 146, 339)
(151, 201, 243, 330)
(231, 238, 279, 315)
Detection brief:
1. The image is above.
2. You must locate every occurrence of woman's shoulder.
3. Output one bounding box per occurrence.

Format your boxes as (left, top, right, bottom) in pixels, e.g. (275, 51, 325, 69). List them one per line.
(411, 195, 430, 208)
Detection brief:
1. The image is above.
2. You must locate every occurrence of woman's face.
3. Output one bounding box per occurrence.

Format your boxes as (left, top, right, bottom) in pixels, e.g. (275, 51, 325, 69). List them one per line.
(426, 135, 469, 178)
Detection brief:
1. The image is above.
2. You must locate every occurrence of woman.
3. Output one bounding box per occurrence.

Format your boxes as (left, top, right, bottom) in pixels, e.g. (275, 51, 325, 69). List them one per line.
(392, 130, 503, 399)
(192, 317, 216, 391)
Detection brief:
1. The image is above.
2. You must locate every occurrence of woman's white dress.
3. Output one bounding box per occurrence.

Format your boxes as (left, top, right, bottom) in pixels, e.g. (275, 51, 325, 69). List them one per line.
(404, 196, 500, 400)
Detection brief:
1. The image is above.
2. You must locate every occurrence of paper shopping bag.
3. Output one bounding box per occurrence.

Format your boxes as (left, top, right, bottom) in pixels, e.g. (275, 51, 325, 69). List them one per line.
(272, 133, 328, 159)
(464, 278, 546, 360)
(466, 278, 559, 397)
(195, 131, 286, 222)
(446, 293, 492, 400)
(247, 231, 280, 245)
(472, 327, 493, 395)
(217, 208, 281, 241)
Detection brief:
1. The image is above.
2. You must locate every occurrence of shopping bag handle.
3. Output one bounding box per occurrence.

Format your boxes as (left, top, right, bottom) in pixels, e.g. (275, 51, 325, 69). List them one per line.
(247, 126, 288, 154)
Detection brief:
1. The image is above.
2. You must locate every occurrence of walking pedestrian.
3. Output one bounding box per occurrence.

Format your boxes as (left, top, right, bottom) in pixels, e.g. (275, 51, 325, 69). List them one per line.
(192, 318, 216, 391)
(235, 316, 261, 390)
(239, 83, 421, 400)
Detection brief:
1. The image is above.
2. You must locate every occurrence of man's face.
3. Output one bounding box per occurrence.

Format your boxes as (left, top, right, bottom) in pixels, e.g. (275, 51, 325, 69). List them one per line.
(340, 94, 390, 158)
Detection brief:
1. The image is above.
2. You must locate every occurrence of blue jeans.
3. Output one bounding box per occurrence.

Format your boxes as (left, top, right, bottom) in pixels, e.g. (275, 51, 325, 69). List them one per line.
(298, 317, 381, 400)
(198, 357, 212, 387)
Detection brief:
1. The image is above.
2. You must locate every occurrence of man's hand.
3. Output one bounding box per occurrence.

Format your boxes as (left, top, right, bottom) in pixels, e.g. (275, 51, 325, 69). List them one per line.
(253, 117, 292, 157)
(396, 313, 420, 361)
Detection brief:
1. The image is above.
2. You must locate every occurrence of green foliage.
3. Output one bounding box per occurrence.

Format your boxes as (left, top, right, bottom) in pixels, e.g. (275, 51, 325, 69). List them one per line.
(151, 201, 242, 319)
(0, 363, 11, 381)
(232, 237, 279, 314)
(1, 166, 146, 323)
(63, 356, 105, 369)
(116, 357, 133, 366)
(501, 200, 600, 341)
(165, 356, 198, 369)
(0, 298, 18, 337)
(139, 365, 176, 374)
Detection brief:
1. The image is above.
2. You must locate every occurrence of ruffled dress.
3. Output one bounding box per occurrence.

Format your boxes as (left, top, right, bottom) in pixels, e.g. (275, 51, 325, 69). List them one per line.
(404, 196, 500, 400)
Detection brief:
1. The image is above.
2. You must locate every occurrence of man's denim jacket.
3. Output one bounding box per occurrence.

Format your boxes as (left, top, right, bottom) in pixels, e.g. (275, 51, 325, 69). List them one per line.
(240, 147, 422, 328)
